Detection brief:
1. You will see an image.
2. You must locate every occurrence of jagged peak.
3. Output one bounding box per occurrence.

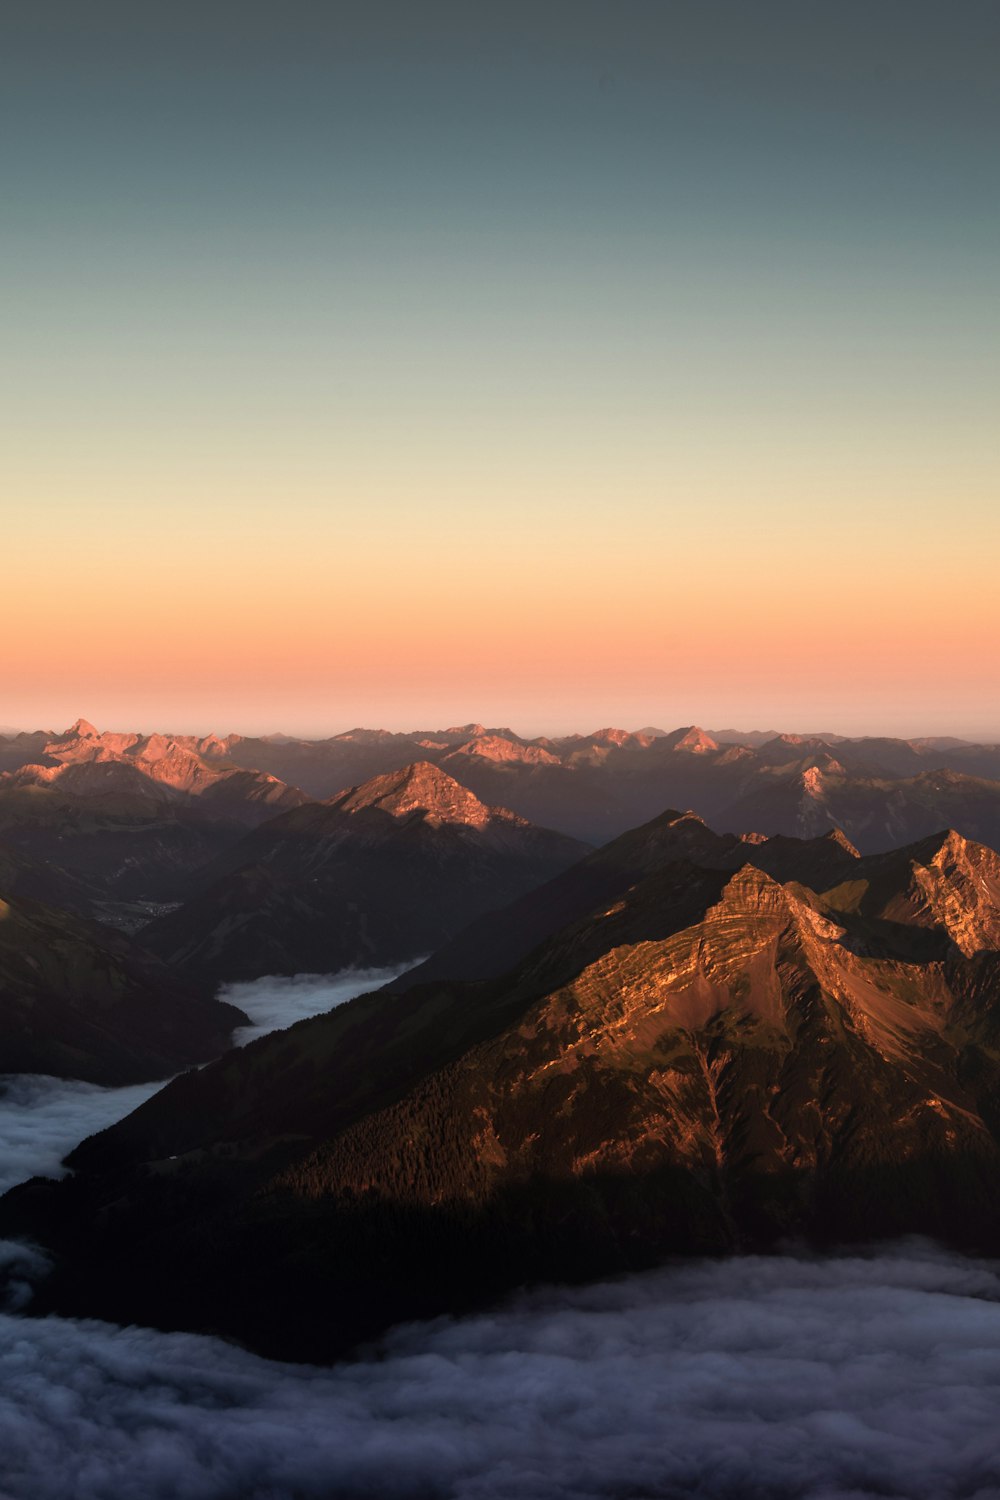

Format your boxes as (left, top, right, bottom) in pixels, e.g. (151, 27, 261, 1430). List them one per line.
(331, 761, 501, 827)
(905, 827, 982, 866)
(823, 827, 861, 858)
(903, 829, 1000, 888)
(861, 828, 1000, 958)
(446, 735, 561, 766)
(66, 717, 98, 739)
(718, 863, 787, 900)
(801, 765, 829, 795)
(712, 864, 845, 942)
(670, 725, 719, 753)
(589, 727, 633, 745)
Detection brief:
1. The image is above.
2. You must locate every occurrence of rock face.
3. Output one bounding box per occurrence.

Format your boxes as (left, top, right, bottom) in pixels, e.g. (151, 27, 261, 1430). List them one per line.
(141, 763, 590, 987)
(0, 890, 245, 1083)
(12, 819, 1000, 1361)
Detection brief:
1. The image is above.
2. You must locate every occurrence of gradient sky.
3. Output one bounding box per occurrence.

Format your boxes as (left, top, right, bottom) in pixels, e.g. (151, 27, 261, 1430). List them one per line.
(3, 1, 998, 738)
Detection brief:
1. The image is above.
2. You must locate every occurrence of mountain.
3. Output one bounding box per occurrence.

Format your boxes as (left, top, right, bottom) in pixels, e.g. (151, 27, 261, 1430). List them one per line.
(657, 725, 720, 754)
(11, 820, 1000, 1361)
(0, 889, 245, 1083)
(716, 762, 1000, 853)
(388, 809, 860, 989)
(140, 762, 590, 988)
(5, 720, 1000, 851)
(443, 735, 562, 767)
(35, 720, 311, 815)
(0, 726, 313, 911)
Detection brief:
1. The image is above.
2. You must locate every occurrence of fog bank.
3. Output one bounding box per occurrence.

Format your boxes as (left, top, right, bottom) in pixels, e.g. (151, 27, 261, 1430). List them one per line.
(0, 966, 413, 1196)
(226, 963, 417, 1047)
(0, 1075, 162, 1195)
(1, 1243, 999, 1499)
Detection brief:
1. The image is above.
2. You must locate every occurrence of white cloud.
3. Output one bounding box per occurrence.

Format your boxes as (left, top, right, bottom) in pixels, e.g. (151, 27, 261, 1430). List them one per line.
(0, 1075, 163, 1195)
(0, 1244, 999, 1499)
(224, 963, 419, 1047)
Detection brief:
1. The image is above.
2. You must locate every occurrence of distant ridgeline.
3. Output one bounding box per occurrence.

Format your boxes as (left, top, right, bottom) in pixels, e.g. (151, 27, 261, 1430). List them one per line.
(4, 719, 1000, 855)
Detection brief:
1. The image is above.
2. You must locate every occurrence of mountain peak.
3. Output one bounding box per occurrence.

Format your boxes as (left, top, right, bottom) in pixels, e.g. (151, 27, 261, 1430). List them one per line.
(716, 862, 788, 907)
(801, 766, 827, 795)
(664, 726, 719, 754)
(332, 760, 500, 827)
(446, 735, 560, 766)
(863, 828, 1000, 958)
(824, 827, 861, 858)
(66, 717, 98, 739)
(920, 827, 975, 861)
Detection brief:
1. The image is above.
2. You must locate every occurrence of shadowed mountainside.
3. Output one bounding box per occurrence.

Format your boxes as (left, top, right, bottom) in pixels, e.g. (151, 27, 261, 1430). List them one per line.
(140, 762, 590, 987)
(0, 721, 313, 912)
(0, 889, 245, 1084)
(9, 815, 1000, 1360)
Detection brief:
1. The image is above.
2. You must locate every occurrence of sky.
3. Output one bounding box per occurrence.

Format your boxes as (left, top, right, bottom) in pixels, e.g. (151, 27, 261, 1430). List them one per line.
(2, 1, 998, 739)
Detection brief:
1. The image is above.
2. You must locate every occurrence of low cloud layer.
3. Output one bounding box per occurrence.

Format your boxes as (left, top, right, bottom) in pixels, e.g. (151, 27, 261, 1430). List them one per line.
(1, 1243, 999, 1499)
(0, 1074, 162, 1195)
(0, 966, 414, 1196)
(225, 963, 417, 1047)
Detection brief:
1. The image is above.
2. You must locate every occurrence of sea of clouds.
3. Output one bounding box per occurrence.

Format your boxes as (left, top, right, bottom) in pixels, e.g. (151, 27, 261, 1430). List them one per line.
(0, 1243, 999, 1499)
(2, 966, 1000, 1498)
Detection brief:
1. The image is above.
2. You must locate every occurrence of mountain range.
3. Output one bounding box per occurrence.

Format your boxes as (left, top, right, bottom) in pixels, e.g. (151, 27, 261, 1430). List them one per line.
(0, 720, 312, 919)
(0, 752, 586, 1078)
(5, 720, 1000, 863)
(9, 808, 1000, 1360)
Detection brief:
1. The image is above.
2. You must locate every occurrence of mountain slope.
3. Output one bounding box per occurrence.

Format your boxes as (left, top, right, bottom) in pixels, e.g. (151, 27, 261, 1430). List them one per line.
(0, 754, 313, 910)
(716, 762, 1000, 853)
(0, 890, 246, 1083)
(11, 824, 1000, 1359)
(141, 762, 590, 986)
(389, 809, 860, 989)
